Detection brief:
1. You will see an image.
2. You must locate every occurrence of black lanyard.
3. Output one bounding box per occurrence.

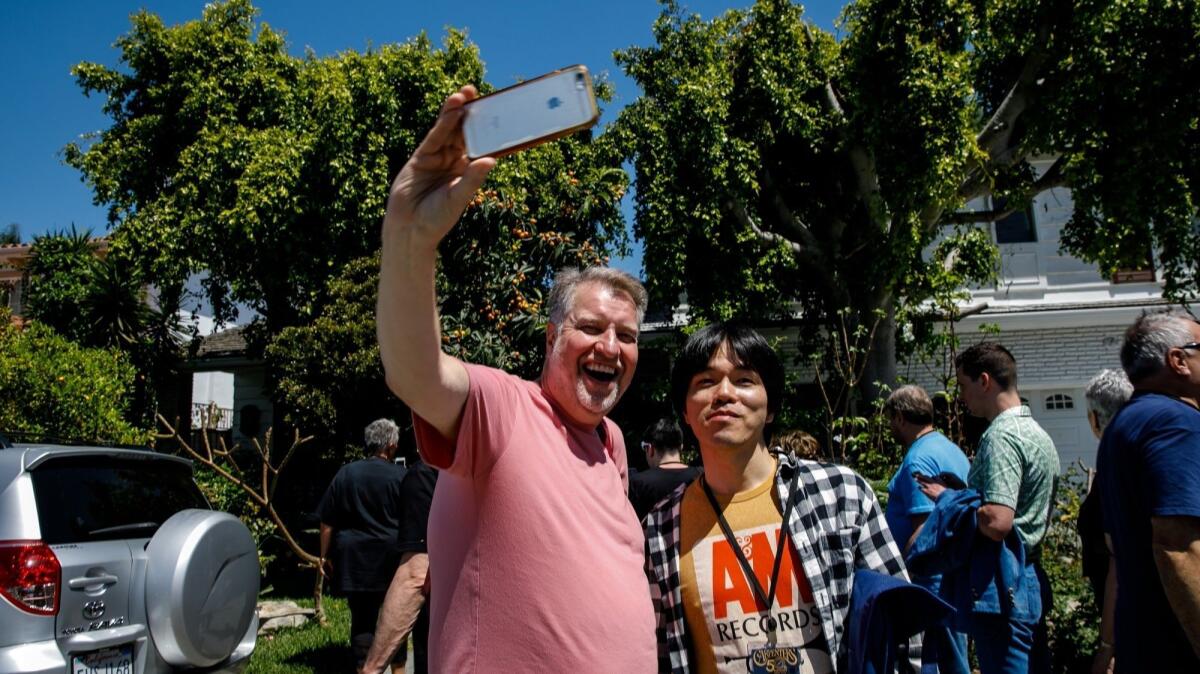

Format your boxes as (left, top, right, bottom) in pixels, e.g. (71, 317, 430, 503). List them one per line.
(700, 466, 800, 640)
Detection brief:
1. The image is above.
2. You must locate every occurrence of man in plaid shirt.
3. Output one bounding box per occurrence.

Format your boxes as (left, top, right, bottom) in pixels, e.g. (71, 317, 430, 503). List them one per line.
(643, 322, 910, 673)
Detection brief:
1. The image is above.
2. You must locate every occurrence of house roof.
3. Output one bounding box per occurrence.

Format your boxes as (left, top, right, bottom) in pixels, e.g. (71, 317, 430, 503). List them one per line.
(194, 325, 248, 358)
(976, 297, 1170, 315)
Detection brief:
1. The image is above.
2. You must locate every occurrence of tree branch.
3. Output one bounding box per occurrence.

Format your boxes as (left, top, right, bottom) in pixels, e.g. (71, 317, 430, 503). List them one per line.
(1032, 155, 1068, 192)
(801, 22, 845, 118)
(974, 2, 1059, 166)
(723, 198, 805, 255)
(941, 156, 1069, 225)
(801, 22, 886, 228)
(760, 169, 822, 250)
(939, 207, 1020, 225)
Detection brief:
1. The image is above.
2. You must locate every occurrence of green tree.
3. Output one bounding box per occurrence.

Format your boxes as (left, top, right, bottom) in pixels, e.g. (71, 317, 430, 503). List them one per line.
(68, 0, 629, 455)
(0, 309, 150, 445)
(24, 227, 100, 344)
(65, 0, 627, 342)
(611, 0, 1198, 398)
(0, 224, 18, 245)
(267, 147, 622, 456)
(24, 229, 181, 426)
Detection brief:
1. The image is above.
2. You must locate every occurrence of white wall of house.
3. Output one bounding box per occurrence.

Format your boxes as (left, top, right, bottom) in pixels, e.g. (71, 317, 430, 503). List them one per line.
(192, 371, 234, 409)
(909, 158, 1167, 470)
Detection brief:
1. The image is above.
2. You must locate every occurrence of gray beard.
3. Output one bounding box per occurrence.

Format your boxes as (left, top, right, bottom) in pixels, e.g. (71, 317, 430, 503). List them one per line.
(575, 375, 620, 416)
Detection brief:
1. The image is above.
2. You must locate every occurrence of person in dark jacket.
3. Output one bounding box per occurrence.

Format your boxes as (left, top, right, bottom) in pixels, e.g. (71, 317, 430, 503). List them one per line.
(1076, 368, 1131, 673)
(361, 457, 438, 674)
(318, 418, 407, 672)
(629, 418, 700, 520)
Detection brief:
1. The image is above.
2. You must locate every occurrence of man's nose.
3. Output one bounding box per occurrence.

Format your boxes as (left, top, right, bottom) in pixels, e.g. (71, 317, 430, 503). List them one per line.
(594, 327, 619, 357)
(713, 378, 736, 402)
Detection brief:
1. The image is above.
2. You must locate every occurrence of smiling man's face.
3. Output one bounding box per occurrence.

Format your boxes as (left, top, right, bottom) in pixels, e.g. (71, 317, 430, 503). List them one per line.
(542, 281, 639, 427)
(684, 342, 772, 452)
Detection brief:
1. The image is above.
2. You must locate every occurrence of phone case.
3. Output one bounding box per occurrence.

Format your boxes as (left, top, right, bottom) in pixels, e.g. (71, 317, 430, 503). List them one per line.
(462, 65, 600, 159)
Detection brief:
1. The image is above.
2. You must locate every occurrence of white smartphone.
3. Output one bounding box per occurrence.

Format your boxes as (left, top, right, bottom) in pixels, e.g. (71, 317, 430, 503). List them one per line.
(462, 65, 600, 159)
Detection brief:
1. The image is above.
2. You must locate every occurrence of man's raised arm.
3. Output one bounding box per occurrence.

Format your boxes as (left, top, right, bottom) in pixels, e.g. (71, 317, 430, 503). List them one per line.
(377, 86, 495, 440)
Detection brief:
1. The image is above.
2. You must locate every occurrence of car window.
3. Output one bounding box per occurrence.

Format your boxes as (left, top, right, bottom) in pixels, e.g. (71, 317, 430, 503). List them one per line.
(31, 456, 209, 544)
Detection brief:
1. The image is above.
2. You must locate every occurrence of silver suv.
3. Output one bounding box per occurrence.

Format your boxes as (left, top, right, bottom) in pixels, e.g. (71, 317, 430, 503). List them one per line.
(0, 441, 259, 673)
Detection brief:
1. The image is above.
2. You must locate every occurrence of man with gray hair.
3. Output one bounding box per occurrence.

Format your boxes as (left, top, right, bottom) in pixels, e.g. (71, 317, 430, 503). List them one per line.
(883, 384, 970, 673)
(318, 418, 408, 672)
(1078, 368, 1132, 674)
(1098, 311, 1200, 671)
(375, 86, 655, 671)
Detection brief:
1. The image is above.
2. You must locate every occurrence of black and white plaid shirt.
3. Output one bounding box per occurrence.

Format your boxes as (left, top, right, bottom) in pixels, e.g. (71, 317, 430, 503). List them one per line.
(643, 453, 910, 673)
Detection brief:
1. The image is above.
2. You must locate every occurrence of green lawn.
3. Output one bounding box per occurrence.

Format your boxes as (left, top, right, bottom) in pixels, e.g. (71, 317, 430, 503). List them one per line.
(247, 597, 353, 674)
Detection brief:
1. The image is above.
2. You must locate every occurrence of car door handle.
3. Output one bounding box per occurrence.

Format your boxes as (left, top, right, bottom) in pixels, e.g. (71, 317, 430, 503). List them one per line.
(69, 573, 120, 589)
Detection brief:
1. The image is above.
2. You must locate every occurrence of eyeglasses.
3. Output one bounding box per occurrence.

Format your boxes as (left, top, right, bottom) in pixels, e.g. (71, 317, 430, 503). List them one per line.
(1177, 342, 1200, 351)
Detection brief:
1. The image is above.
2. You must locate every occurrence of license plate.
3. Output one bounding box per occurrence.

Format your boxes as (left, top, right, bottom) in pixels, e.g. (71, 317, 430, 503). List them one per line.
(72, 644, 133, 674)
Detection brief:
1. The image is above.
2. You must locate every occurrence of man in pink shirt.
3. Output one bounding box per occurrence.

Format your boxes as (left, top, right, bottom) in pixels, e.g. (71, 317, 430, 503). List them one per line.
(376, 85, 656, 672)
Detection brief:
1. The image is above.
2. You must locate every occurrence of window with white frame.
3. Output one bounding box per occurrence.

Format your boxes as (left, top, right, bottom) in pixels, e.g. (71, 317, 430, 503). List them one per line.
(1045, 393, 1074, 410)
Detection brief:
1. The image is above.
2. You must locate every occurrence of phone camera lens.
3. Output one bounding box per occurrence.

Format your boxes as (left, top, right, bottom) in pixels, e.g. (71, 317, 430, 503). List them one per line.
(575, 72, 585, 90)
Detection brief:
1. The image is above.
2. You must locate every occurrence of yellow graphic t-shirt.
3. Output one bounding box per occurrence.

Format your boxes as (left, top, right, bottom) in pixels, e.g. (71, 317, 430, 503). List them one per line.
(679, 474, 833, 674)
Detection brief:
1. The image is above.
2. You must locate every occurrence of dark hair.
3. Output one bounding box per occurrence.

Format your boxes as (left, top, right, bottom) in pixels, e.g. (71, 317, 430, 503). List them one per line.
(954, 342, 1018, 390)
(670, 322, 785, 424)
(643, 417, 683, 450)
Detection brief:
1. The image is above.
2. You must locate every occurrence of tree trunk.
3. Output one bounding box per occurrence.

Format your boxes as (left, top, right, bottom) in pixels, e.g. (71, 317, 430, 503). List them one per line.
(860, 297, 898, 405)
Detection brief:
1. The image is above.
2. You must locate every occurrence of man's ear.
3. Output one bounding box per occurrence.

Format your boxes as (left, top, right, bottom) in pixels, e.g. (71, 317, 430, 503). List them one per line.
(1169, 348, 1191, 375)
(978, 371, 993, 392)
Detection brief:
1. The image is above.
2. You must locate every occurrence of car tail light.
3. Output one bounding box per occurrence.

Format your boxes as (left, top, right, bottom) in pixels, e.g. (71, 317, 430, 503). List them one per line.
(0, 540, 60, 615)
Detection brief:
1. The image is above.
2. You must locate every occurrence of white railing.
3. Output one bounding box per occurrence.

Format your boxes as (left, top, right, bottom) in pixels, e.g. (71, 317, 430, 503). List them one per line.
(191, 403, 234, 431)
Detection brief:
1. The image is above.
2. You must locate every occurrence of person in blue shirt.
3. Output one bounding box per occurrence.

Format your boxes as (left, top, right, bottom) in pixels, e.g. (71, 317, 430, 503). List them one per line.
(1098, 311, 1200, 673)
(884, 384, 971, 674)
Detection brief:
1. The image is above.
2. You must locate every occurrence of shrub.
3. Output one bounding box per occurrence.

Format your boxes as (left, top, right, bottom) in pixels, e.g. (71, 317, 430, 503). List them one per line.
(0, 310, 150, 445)
(1042, 466, 1100, 673)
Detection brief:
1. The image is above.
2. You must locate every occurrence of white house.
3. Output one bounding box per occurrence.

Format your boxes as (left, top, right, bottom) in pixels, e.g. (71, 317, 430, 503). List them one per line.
(905, 160, 1168, 471)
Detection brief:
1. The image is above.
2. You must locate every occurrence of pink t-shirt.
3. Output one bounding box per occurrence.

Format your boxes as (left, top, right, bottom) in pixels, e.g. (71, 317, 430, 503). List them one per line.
(412, 363, 656, 673)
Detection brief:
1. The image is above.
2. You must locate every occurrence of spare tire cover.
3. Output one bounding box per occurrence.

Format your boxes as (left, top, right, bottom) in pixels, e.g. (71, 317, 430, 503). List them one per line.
(145, 509, 260, 667)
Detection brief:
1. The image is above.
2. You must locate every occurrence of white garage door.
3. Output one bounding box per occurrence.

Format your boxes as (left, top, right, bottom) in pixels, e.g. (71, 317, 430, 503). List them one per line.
(1024, 387, 1097, 472)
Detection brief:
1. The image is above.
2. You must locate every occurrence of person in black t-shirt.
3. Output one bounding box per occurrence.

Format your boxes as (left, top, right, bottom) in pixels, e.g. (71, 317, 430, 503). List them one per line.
(361, 459, 438, 674)
(628, 418, 701, 520)
(318, 419, 408, 672)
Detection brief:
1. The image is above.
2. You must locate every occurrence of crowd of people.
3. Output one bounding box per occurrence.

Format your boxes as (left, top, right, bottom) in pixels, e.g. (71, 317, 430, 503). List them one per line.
(310, 86, 1200, 673)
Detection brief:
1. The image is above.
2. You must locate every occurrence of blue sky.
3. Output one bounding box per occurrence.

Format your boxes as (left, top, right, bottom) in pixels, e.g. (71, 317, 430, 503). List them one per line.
(1, 0, 843, 277)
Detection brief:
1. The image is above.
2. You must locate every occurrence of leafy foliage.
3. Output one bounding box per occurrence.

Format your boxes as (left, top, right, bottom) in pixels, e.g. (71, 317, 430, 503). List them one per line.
(610, 0, 1198, 397)
(69, 1, 627, 457)
(267, 148, 621, 455)
(0, 309, 150, 445)
(0, 224, 18, 245)
(24, 229, 182, 427)
(23, 227, 100, 344)
(65, 0, 627, 341)
(265, 255, 401, 454)
(1042, 466, 1101, 673)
